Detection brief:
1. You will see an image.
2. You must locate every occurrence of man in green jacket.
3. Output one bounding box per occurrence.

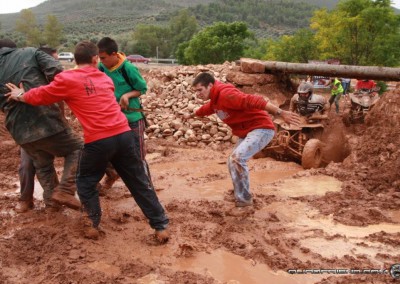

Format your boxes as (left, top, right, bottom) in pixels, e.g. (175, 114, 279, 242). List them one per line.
(97, 37, 152, 192)
(327, 77, 344, 114)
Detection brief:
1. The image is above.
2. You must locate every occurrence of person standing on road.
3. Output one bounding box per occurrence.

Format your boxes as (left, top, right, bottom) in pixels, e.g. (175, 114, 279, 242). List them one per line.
(16, 45, 66, 213)
(327, 77, 344, 114)
(97, 37, 151, 194)
(186, 72, 300, 208)
(6, 41, 169, 242)
(0, 39, 82, 212)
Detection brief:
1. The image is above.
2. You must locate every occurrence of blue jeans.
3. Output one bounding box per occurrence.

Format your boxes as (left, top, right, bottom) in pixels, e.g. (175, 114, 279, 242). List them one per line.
(227, 129, 275, 203)
(341, 82, 350, 95)
(77, 130, 168, 230)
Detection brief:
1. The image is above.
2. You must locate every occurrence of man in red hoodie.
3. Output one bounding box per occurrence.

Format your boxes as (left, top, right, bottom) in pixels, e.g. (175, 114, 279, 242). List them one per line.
(190, 72, 300, 207)
(6, 41, 169, 242)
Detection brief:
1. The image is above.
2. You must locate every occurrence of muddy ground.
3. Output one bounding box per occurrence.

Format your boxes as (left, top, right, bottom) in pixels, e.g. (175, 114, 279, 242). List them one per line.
(0, 65, 399, 284)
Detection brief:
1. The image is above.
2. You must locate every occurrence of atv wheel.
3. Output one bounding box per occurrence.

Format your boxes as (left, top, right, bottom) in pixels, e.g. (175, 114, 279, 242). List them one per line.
(301, 139, 323, 169)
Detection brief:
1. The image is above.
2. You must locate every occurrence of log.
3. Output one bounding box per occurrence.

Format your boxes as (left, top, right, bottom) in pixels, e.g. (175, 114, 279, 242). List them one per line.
(240, 58, 400, 81)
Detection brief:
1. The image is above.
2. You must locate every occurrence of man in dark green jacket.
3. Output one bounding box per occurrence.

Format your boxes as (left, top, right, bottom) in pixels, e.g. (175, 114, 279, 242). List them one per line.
(97, 37, 152, 193)
(0, 39, 82, 211)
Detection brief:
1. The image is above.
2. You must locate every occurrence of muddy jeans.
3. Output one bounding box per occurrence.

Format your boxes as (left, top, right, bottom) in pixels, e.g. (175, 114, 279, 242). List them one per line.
(21, 128, 82, 205)
(76, 130, 168, 230)
(18, 148, 36, 202)
(228, 129, 275, 203)
(329, 94, 341, 114)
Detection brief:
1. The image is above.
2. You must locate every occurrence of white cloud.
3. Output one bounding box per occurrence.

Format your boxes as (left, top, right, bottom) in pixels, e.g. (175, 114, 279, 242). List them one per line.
(0, 0, 48, 14)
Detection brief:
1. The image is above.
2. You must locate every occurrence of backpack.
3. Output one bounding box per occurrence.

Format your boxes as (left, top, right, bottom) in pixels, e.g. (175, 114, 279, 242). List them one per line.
(99, 63, 149, 127)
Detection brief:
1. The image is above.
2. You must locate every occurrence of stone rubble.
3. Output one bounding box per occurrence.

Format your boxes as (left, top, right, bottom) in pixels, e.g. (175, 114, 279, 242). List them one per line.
(141, 62, 290, 149)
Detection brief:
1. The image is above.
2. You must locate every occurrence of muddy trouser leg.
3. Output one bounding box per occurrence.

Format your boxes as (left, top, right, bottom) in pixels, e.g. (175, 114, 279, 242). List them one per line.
(21, 128, 83, 205)
(129, 119, 154, 188)
(111, 131, 168, 231)
(329, 95, 335, 107)
(76, 139, 111, 228)
(18, 148, 36, 202)
(227, 129, 275, 203)
(334, 93, 342, 113)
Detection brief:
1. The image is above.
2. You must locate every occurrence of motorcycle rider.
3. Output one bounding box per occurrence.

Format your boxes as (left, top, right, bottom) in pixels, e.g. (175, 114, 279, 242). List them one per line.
(290, 81, 329, 117)
(355, 79, 376, 91)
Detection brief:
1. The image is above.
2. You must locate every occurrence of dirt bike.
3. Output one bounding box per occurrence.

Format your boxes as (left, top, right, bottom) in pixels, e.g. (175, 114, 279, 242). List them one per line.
(342, 88, 380, 126)
(261, 113, 328, 169)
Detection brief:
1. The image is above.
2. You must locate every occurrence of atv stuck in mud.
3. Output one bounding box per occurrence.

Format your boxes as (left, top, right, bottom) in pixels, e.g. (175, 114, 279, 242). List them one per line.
(342, 88, 380, 126)
(261, 114, 328, 169)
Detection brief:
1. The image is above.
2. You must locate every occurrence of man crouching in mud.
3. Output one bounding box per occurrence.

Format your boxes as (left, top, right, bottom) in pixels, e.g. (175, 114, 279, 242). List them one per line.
(6, 41, 169, 242)
(188, 72, 300, 208)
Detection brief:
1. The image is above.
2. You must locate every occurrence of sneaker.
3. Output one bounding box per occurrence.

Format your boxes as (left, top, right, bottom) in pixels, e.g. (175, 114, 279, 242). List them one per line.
(51, 190, 81, 210)
(235, 199, 253, 207)
(15, 200, 34, 213)
(155, 229, 169, 244)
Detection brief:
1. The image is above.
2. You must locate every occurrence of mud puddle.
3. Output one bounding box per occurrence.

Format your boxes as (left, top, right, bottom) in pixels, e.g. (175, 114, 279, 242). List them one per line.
(172, 249, 324, 284)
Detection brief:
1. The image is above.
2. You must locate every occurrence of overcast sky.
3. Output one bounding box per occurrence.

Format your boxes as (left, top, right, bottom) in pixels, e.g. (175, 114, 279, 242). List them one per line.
(1, 0, 400, 14)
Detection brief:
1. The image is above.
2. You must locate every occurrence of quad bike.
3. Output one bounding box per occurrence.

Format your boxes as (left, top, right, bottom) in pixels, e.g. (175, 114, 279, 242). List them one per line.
(342, 88, 380, 126)
(261, 113, 328, 169)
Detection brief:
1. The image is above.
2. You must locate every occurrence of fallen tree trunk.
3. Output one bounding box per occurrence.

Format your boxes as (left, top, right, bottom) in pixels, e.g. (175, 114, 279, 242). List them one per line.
(240, 58, 400, 81)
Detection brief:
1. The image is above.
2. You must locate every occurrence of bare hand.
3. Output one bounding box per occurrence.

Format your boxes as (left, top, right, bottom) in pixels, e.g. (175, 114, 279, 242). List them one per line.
(281, 110, 301, 125)
(119, 94, 130, 110)
(5, 83, 25, 102)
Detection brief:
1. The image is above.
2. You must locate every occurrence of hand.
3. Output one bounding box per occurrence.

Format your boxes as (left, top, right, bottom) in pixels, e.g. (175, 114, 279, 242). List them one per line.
(5, 83, 25, 102)
(119, 94, 130, 110)
(281, 110, 301, 126)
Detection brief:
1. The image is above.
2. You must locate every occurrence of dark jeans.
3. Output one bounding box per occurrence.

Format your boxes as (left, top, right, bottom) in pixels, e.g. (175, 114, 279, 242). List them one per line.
(76, 130, 168, 230)
(104, 118, 153, 187)
(329, 94, 341, 114)
(21, 128, 82, 205)
(19, 148, 36, 202)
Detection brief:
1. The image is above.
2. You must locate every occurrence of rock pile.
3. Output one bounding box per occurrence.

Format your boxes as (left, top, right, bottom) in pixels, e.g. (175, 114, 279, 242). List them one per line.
(141, 62, 289, 149)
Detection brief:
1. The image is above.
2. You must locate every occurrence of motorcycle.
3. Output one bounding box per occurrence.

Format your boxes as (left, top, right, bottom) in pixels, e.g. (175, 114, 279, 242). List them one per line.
(261, 113, 328, 169)
(343, 88, 380, 126)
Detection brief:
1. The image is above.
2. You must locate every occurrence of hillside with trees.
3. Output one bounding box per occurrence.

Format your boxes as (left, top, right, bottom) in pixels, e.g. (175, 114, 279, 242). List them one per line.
(1, 0, 399, 67)
(0, 0, 338, 47)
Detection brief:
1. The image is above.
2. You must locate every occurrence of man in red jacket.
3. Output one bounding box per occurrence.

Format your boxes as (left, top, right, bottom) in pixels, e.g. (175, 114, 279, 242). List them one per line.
(190, 72, 300, 207)
(6, 41, 169, 242)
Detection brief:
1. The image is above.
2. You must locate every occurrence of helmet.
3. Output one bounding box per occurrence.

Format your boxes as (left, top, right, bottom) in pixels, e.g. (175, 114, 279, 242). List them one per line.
(297, 82, 313, 95)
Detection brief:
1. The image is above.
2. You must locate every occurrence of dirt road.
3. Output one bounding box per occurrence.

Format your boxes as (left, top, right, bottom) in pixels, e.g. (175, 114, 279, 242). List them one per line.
(1, 64, 399, 283)
(0, 137, 398, 283)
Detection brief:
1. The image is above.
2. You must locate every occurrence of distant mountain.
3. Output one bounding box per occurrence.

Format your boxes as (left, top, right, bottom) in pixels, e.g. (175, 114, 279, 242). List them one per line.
(0, 0, 397, 42)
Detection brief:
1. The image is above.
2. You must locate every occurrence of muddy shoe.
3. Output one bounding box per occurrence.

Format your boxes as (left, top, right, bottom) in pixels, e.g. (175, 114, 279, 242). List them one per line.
(45, 202, 61, 213)
(97, 183, 107, 197)
(15, 200, 34, 213)
(84, 226, 105, 240)
(51, 190, 81, 210)
(235, 198, 253, 207)
(155, 229, 170, 244)
(226, 206, 255, 217)
(101, 172, 119, 191)
(84, 227, 100, 240)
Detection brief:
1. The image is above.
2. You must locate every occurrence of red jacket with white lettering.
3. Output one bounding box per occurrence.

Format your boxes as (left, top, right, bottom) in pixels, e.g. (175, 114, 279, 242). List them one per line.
(195, 81, 275, 138)
(23, 66, 130, 143)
